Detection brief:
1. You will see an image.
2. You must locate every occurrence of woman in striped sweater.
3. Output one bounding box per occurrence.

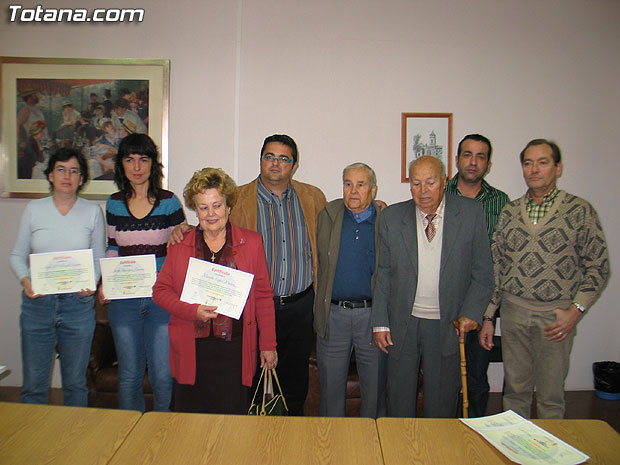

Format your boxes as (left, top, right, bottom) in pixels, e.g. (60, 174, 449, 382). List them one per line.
(101, 133, 185, 411)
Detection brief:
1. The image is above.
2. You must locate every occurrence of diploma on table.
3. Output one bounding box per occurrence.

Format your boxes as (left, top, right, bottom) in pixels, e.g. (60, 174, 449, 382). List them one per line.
(460, 410, 589, 465)
(30, 249, 96, 295)
(180, 257, 254, 320)
(100, 255, 157, 299)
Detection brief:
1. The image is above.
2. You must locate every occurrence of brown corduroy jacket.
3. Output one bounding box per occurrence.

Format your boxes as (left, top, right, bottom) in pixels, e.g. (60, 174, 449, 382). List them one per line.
(229, 177, 327, 291)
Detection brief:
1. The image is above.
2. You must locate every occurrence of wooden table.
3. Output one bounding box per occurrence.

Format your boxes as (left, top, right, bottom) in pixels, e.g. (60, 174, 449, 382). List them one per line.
(108, 412, 384, 465)
(377, 418, 620, 464)
(0, 402, 141, 465)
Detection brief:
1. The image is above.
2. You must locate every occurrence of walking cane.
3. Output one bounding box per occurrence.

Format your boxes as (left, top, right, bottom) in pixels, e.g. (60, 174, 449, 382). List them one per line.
(452, 320, 480, 418)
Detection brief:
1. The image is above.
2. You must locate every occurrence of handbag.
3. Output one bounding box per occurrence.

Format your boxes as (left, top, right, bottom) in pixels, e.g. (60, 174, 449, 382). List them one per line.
(248, 365, 289, 416)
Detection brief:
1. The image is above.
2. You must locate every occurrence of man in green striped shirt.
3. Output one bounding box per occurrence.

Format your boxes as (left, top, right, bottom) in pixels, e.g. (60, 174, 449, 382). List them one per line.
(445, 134, 509, 417)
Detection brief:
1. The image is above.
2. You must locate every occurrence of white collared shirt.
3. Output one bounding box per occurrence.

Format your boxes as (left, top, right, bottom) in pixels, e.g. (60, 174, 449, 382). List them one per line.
(415, 196, 445, 241)
(372, 196, 446, 332)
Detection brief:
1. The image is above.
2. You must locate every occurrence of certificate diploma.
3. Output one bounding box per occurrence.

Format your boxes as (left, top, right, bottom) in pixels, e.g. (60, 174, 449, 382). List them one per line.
(100, 254, 157, 300)
(461, 410, 589, 465)
(180, 257, 254, 320)
(30, 249, 96, 295)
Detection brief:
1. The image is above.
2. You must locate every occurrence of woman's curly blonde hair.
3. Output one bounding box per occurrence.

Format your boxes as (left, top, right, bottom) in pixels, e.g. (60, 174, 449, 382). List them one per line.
(183, 167, 238, 210)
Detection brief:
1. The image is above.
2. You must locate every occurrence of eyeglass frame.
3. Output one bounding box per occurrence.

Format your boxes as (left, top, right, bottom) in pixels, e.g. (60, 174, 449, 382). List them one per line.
(261, 154, 295, 165)
(54, 166, 81, 176)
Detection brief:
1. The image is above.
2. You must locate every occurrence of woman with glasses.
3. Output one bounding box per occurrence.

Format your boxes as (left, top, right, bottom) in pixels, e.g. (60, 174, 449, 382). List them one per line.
(101, 133, 185, 412)
(10, 147, 105, 406)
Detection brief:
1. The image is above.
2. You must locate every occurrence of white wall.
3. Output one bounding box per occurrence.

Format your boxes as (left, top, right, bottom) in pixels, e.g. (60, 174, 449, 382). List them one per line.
(1, 0, 618, 391)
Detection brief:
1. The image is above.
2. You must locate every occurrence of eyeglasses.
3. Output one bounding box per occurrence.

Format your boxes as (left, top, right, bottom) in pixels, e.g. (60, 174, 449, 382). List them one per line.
(55, 166, 81, 176)
(261, 154, 294, 164)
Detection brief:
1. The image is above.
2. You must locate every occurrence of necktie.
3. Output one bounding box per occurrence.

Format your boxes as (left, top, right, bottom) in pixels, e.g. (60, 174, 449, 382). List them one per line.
(425, 214, 437, 242)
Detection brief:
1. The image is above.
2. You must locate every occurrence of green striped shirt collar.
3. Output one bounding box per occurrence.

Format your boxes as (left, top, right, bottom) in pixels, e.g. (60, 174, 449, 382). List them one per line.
(445, 174, 510, 239)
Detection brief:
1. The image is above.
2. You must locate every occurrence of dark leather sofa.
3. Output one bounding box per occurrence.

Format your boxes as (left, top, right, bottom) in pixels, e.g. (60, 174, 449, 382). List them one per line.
(87, 301, 421, 415)
(87, 303, 359, 414)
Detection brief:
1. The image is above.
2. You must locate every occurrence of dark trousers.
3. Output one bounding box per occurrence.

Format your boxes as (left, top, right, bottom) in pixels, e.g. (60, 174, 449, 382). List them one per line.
(465, 330, 490, 417)
(387, 317, 460, 418)
(274, 288, 314, 416)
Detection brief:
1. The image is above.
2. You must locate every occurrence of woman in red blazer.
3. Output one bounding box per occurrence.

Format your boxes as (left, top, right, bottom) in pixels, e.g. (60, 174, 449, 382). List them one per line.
(153, 167, 276, 413)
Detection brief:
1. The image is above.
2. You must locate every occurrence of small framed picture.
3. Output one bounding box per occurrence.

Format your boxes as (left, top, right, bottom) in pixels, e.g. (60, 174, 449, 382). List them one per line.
(401, 112, 453, 183)
(1, 56, 169, 199)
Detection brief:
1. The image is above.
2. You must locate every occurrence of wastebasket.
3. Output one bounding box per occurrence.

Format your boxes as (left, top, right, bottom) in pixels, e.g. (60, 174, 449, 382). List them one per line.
(592, 361, 620, 400)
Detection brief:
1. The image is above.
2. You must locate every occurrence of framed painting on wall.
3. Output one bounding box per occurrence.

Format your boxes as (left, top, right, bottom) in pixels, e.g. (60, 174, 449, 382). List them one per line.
(401, 112, 453, 183)
(0, 56, 170, 199)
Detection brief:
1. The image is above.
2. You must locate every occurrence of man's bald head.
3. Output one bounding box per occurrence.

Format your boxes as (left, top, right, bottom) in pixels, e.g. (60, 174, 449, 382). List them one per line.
(409, 156, 446, 214)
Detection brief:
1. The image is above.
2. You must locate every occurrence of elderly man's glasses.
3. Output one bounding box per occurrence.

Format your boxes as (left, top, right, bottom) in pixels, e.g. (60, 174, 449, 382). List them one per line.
(261, 154, 294, 164)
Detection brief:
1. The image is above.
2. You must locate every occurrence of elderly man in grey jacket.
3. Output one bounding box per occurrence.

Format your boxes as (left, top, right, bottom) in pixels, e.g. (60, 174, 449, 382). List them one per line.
(314, 162, 387, 418)
(372, 156, 494, 417)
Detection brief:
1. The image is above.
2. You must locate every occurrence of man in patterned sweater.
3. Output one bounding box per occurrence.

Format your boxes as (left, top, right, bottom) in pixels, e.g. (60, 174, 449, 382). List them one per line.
(479, 139, 609, 419)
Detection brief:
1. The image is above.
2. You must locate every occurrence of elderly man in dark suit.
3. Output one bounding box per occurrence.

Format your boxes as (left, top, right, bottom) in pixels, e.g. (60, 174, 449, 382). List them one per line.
(371, 155, 494, 417)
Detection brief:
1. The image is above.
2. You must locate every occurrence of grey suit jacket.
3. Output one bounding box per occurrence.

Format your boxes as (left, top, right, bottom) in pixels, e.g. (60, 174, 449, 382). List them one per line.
(370, 193, 494, 358)
(314, 199, 381, 338)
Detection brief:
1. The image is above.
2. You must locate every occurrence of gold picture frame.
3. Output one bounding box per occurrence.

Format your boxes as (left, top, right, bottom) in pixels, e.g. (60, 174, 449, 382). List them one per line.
(1, 56, 169, 199)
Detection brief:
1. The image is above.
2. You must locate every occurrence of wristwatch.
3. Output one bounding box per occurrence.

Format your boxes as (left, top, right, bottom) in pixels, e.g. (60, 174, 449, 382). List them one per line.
(482, 316, 494, 322)
(572, 302, 586, 313)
